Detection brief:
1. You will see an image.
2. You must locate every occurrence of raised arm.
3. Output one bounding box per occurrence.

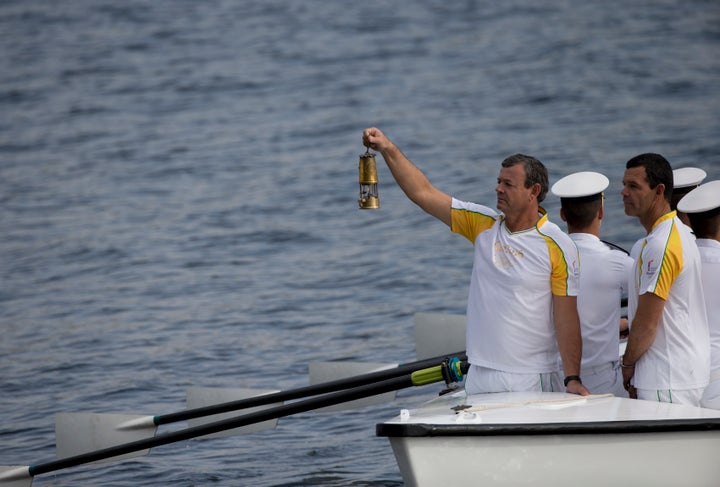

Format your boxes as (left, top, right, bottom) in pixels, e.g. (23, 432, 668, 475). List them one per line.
(362, 127, 452, 227)
(553, 294, 590, 395)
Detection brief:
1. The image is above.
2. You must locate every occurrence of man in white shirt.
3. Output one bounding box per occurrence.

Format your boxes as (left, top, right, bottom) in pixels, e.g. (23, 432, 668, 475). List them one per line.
(552, 172, 633, 397)
(362, 127, 589, 396)
(678, 180, 720, 409)
(620, 153, 710, 406)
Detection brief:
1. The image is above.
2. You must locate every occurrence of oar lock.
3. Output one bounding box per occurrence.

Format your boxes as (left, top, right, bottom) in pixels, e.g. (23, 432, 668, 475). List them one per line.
(439, 357, 469, 396)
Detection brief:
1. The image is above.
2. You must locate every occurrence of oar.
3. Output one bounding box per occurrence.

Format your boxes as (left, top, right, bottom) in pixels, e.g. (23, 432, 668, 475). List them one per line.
(306, 361, 399, 412)
(54, 351, 466, 459)
(184, 363, 398, 433)
(184, 386, 283, 439)
(0, 357, 467, 487)
(186, 362, 401, 429)
(306, 315, 467, 413)
(413, 312, 466, 361)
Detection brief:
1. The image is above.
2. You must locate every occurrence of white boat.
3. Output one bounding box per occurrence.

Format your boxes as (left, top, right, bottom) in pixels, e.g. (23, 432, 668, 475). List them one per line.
(377, 390, 720, 486)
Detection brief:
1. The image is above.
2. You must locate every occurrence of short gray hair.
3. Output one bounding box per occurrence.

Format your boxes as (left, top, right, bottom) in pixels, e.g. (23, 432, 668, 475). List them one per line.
(501, 154, 549, 203)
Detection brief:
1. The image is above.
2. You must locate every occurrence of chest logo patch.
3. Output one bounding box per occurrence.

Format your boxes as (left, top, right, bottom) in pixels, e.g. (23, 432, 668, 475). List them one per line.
(493, 241, 525, 269)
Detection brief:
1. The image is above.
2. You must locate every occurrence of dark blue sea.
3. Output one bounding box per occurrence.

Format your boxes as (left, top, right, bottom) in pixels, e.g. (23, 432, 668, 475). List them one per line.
(1, 1, 719, 485)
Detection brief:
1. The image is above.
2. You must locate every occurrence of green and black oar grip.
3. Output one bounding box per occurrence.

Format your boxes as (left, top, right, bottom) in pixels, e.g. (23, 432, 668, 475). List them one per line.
(410, 357, 468, 387)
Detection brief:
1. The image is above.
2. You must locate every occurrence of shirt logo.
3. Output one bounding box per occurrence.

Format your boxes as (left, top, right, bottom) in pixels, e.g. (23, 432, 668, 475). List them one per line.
(493, 241, 524, 269)
(646, 258, 656, 276)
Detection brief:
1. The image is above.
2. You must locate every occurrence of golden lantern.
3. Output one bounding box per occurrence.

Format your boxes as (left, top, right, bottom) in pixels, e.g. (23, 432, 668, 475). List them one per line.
(358, 148, 379, 209)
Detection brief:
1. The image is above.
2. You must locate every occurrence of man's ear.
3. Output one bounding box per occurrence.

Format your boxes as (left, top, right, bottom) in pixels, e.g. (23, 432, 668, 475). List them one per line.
(560, 207, 567, 222)
(655, 183, 666, 198)
(598, 205, 604, 221)
(531, 183, 542, 199)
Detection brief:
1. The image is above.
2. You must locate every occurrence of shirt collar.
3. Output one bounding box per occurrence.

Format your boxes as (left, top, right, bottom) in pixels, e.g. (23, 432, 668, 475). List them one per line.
(536, 206, 548, 228)
(650, 210, 677, 231)
(569, 233, 601, 243)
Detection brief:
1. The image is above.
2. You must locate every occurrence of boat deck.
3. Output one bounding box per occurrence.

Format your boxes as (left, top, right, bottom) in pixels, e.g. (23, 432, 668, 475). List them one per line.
(377, 391, 720, 437)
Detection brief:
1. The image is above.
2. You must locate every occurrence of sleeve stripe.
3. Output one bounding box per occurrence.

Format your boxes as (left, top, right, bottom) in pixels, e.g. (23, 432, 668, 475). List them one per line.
(651, 221, 683, 299)
(538, 230, 571, 296)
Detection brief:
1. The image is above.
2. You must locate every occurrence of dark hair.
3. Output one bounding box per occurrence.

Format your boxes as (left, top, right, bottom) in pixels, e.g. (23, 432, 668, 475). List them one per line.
(688, 208, 720, 239)
(561, 197, 603, 228)
(625, 153, 673, 203)
(501, 154, 549, 203)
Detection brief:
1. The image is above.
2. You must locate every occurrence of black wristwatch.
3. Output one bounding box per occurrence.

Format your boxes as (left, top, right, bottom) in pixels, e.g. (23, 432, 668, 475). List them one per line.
(564, 375, 582, 387)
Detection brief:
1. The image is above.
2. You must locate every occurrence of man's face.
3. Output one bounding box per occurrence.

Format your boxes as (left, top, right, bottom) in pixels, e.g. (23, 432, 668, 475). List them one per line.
(496, 164, 533, 215)
(621, 166, 656, 217)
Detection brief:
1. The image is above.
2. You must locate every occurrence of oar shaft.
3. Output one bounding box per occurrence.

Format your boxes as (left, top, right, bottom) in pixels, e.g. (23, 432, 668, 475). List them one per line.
(157, 351, 466, 425)
(29, 373, 419, 477)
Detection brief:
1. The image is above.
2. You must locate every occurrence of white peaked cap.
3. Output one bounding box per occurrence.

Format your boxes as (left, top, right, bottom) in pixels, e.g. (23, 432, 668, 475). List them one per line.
(673, 167, 707, 189)
(551, 171, 609, 198)
(677, 180, 720, 213)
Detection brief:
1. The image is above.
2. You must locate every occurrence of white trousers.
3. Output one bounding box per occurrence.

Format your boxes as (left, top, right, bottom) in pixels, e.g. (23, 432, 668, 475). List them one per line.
(465, 364, 563, 394)
(636, 387, 704, 407)
(581, 361, 628, 398)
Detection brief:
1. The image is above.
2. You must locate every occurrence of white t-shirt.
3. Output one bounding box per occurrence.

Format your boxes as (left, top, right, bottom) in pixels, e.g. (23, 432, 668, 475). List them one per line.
(697, 239, 720, 373)
(628, 212, 710, 390)
(451, 198, 579, 373)
(571, 233, 633, 367)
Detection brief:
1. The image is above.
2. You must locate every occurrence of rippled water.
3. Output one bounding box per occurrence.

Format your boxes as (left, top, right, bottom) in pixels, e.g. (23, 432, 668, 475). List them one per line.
(1, 1, 719, 485)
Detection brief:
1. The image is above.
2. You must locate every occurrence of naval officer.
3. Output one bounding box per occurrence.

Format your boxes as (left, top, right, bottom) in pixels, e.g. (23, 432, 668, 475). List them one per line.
(678, 180, 720, 409)
(552, 171, 632, 397)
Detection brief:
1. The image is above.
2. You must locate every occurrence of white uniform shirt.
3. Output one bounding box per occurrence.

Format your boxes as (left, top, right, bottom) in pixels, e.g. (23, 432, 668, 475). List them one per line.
(697, 239, 720, 373)
(571, 233, 633, 367)
(451, 198, 579, 374)
(628, 212, 710, 390)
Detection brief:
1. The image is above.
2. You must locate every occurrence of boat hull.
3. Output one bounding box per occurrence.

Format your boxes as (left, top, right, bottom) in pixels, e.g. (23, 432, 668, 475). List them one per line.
(377, 391, 720, 486)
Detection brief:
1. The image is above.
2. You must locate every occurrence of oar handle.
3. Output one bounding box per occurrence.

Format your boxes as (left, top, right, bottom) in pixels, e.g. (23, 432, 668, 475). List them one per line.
(156, 351, 467, 425)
